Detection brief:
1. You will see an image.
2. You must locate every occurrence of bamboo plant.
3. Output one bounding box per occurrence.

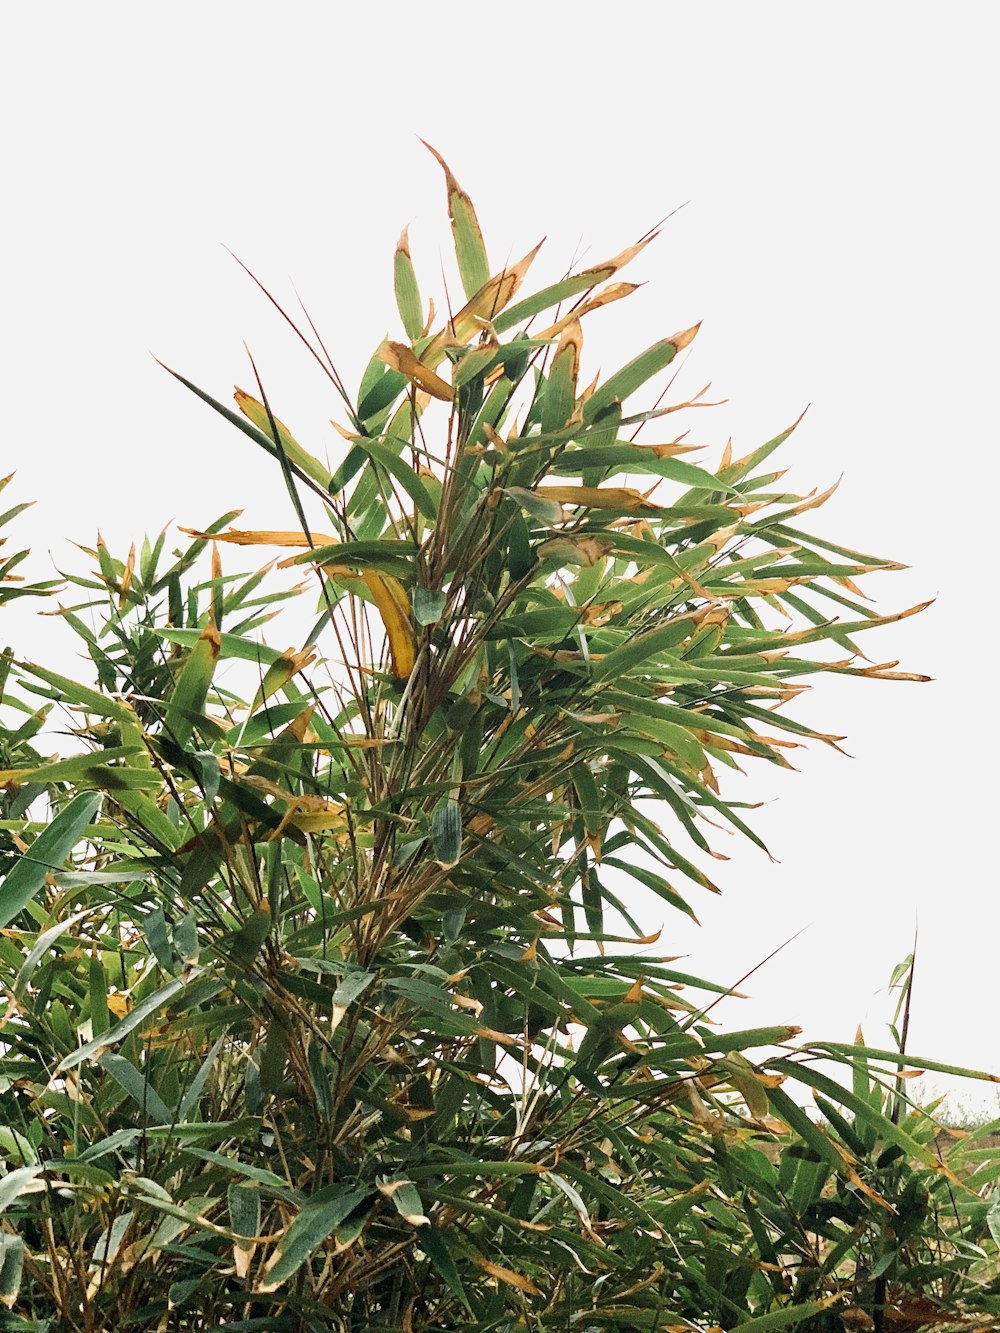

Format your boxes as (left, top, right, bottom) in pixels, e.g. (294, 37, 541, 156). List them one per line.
(1, 148, 999, 1333)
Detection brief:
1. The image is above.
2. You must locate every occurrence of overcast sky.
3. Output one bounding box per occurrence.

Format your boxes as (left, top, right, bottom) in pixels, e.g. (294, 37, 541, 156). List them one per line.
(3, 5, 997, 1106)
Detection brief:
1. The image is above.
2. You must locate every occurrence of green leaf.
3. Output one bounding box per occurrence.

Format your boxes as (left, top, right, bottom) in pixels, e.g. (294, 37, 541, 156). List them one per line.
(0, 1166, 44, 1214)
(261, 1183, 371, 1289)
(424, 142, 489, 299)
(0, 1234, 25, 1306)
(379, 1177, 429, 1226)
(19, 746, 150, 788)
(159, 363, 333, 497)
(227, 906, 273, 968)
(764, 1084, 842, 1169)
(287, 538, 416, 580)
(152, 627, 283, 666)
(771, 1060, 945, 1170)
(591, 624, 687, 682)
(394, 229, 424, 341)
(653, 455, 728, 490)
(583, 330, 698, 422)
(18, 663, 133, 722)
(493, 242, 644, 332)
(422, 1227, 472, 1312)
(432, 799, 462, 868)
(0, 1126, 37, 1167)
(0, 792, 101, 931)
(541, 339, 578, 433)
(13, 907, 92, 997)
(731, 1298, 844, 1333)
(332, 970, 376, 1008)
(165, 622, 221, 748)
(506, 486, 564, 525)
(807, 1040, 1000, 1084)
(228, 1182, 261, 1241)
(89, 952, 110, 1038)
(183, 1149, 290, 1191)
(413, 586, 447, 626)
(58, 972, 197, 1071)
(350, 436, 437, 519)
(170, 1036, 223, 1122)
(99, 1053, 174, 1125)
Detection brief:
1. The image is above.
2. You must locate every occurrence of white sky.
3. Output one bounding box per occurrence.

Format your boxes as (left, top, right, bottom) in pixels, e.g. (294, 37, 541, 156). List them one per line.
(2, 5, 997, 1106)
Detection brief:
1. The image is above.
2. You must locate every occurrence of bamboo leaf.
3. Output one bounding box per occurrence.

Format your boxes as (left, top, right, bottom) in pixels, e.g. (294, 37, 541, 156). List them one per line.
(347, 435, 438, 519)
(165, 620, 221, 748)
(14, 907, 93, 997)
(233, 389, 333, 490)
(0, 792, 101, 931)
(378, 339, 454, 401)
(583, 326, 700, 422)
(431, 799, 462, 868)
(99, 1053, 174, 1125)
(259, 1184, 371, 1290)
(493, 232, 658, 333)
(0, 1167, 44, 1214)
(422, 141, 490, 299)
(732, 1296, 844, 1333)
(58, 972, 198, 1071)
(0, 1234, 24, 1305)
(413, 586, 447, 626)
(394, 227, 424, 340)
(421, 1227, 472, 1312)
(472, 1254, 542, 1296)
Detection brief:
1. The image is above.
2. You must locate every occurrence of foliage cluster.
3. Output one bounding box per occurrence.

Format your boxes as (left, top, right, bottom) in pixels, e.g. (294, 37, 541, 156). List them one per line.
(2, 151, 999, 1332)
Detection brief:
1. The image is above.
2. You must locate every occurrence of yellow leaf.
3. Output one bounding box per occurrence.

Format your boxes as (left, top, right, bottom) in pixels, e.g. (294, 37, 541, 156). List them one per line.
(554, 318, 583, 384)
(377, 340, 454, 402)
(233, 1242, 254, 1281)
(250, 648, 317, 712)
(633, 438, 706, 459)
(536, 485, 661, 512)
(535, 282, 640, 340)
(180, 526, 338, 548)
(233, 389, 333, 489)
(473, 1027, 522, 1048)
(119, 543, 135, 610)
(472, 1255, 542, 1296)
(361, 572, 416, 679)
(781, 475, 842, 518)
(538, 536, 614, 569)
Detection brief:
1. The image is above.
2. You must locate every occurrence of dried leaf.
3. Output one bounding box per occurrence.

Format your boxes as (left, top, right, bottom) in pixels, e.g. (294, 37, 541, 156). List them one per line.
(472, 1255, 542, 1296)
(536, 485, 661, 512)
(377, 340, 454, 402)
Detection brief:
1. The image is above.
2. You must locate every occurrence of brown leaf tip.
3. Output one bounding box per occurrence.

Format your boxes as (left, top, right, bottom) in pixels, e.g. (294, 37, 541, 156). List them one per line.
(418, 138, 461, 195)
(672, 322, 703, 352)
